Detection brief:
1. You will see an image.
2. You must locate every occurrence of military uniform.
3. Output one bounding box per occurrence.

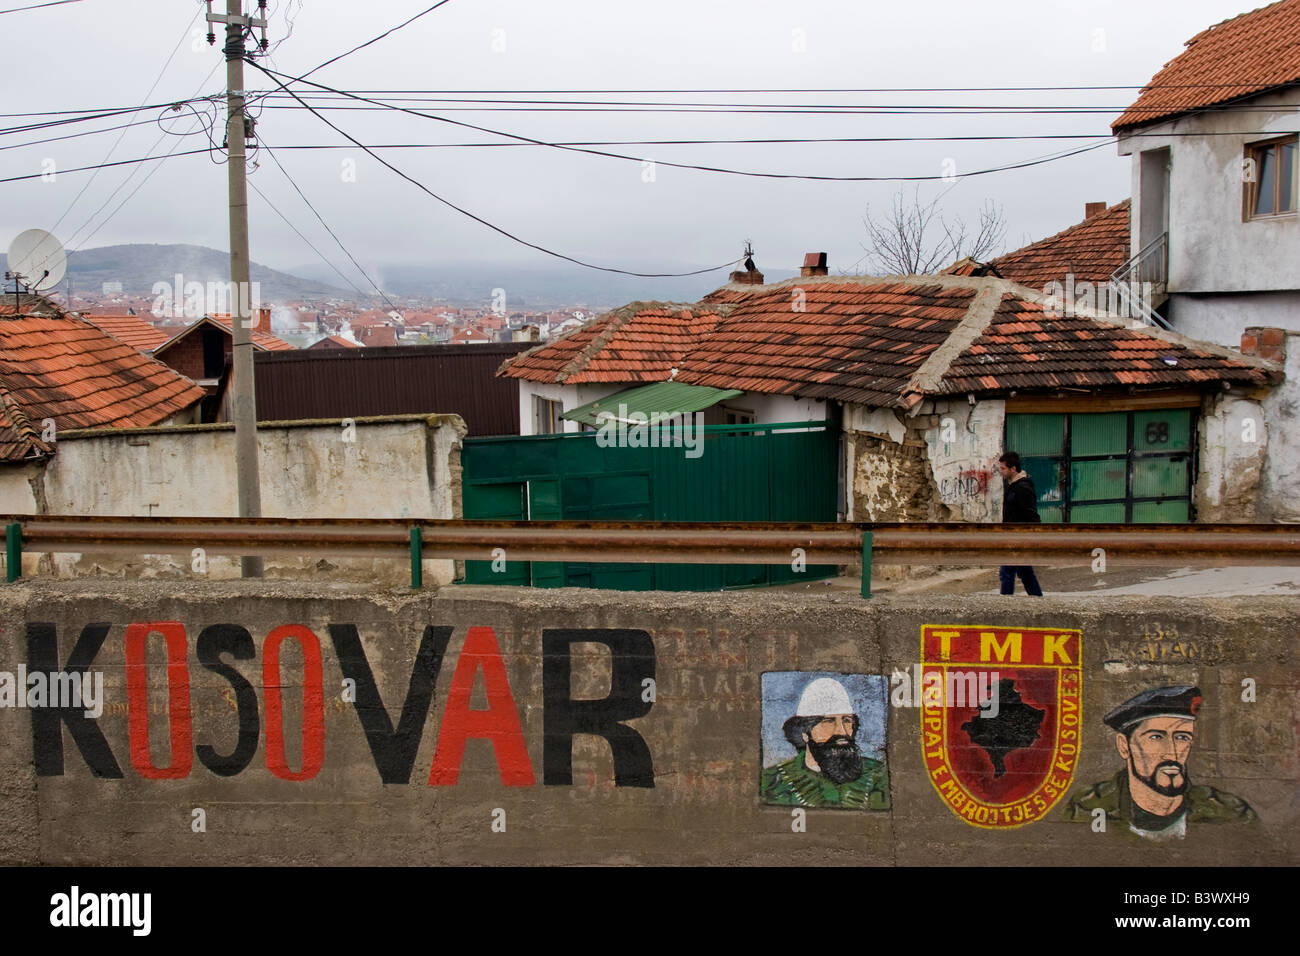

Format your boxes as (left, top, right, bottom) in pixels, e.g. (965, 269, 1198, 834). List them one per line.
(1064, 769, 1256, 838)
(760, 749, 890, 809)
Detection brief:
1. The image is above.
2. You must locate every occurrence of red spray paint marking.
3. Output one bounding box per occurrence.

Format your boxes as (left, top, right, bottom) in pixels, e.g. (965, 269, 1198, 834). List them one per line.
(125, 621, 193, 780)
(263, 624, 326, 782)
(428, 626, 535, 787)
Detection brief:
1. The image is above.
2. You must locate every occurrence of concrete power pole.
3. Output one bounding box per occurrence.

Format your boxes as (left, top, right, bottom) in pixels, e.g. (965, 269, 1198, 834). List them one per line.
(207, 1, 268, 577)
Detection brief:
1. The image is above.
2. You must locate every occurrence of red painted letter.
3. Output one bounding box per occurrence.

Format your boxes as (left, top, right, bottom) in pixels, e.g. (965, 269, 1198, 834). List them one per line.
(263, 624, 325, 781)
(125, 621, 193, 779)
(429, 626, 534, 786)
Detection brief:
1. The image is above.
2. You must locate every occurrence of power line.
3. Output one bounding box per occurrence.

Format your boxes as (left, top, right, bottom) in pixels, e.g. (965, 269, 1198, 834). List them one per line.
(247, 176, 367, 299)
(0, 0, 85, 14)
(0, 147, 209, 184)
(8, 79, 1299, 122)
(60, 61, 223, 250)
(49, 3, 206, 235)
(258, 141, 400, 311)
(240, 98, 1300, 116)
(252, 65, 1116, 182)
(251, 129, 1300, 148)
(244, 59, 740, 279)
(268, 83, 1300, 93)
(0, 113, 177, 151)
(293, 0, 455, 83)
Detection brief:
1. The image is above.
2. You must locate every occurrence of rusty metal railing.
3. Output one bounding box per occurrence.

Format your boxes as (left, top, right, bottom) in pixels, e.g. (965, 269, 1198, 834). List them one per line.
(4, 515, 1299, 597)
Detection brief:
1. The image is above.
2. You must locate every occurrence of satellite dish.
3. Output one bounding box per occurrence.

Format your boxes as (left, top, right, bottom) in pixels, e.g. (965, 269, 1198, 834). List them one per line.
(7, 229, 67, 292)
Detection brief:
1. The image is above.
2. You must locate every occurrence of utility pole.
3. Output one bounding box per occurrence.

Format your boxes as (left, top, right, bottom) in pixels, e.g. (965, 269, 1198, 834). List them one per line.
(207, 1, 268, 577)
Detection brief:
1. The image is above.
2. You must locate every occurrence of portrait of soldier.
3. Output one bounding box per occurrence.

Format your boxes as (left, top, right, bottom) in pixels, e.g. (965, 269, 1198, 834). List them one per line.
(760, 675, 889, 810)
(1063, 685, 1256, 839)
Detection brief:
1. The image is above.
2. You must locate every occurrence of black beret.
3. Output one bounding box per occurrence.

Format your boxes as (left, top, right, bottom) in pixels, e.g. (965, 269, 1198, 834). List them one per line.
(1103, 685, 1203, 732)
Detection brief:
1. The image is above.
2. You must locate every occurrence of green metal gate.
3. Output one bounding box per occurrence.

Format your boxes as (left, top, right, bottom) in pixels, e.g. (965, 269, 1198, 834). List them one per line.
(461, 421, 840, 589)
(1006, 408, 1195, 523)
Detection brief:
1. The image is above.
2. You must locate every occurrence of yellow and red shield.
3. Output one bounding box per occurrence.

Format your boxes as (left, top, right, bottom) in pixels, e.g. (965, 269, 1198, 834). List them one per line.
(920, 625, 1082, 828)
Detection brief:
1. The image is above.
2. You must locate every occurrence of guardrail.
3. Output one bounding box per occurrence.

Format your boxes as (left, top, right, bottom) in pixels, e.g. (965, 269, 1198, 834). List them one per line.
(3, 515, 1299, 597)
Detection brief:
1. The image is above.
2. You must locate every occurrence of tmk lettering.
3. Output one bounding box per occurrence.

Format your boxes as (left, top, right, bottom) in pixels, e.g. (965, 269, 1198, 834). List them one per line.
(26, 622, 656, 787)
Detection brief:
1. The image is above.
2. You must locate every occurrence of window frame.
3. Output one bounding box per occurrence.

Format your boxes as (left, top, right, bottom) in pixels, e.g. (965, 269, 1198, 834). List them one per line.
(1243, 134, 1298, 221)
(1004, 409, 1197, 524)
(531, 394, 563, 435)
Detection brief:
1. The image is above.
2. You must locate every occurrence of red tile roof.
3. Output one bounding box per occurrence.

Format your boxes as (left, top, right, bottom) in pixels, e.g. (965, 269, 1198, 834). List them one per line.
(501, 303, 722, 384)
(945, 200, 1131, 290)
(501, 277, 1279, 408)
(0, 314, 206, 461)
(308, 334, 361, 349)
(676, 283, 975, 407)
(155, 313, 294, 354)
(363, 325, 398, 348)
(81, 312, 171, 352)
(938, 294, 1274, 398)
(1113, 0, 1300, 131)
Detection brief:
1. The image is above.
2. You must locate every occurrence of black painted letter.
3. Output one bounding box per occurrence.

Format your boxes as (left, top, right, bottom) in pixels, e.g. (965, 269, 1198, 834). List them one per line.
(27, 622, 121, 778)
(542, 628, 655, 787)
(328, 624, 452, 784)
(195, 624, 260, 776)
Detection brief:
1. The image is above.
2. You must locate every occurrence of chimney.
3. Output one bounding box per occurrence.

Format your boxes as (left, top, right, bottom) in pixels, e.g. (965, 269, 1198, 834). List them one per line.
(800, 252, 828, 277)
(729, 241, 764, 285)
(1242, 326, 1287, 363)
(1084, 202, 1107, 220)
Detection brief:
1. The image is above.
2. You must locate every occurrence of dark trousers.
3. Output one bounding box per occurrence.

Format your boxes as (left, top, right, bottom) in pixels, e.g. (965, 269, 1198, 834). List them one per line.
(999, 565, 1043, 596)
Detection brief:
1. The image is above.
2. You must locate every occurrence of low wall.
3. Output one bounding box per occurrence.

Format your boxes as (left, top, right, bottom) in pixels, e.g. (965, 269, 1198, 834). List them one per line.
(0, 581, 1294, 865)
(0, 414, 465, 586)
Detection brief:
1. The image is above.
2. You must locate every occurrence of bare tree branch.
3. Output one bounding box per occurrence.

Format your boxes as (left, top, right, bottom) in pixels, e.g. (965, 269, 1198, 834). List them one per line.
(861, 188, 1008, 276)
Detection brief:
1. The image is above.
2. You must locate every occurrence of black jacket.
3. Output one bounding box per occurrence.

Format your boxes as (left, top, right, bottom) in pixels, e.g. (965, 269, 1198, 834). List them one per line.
(1002, 474, 1041, 523)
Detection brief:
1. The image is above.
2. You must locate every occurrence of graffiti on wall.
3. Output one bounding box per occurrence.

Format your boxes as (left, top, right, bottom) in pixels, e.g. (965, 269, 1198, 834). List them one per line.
(938, 469, 990, 504)
(23, 621, 656, 787)
(1062, 685, 1258, 839)
(921, 625, 1082, 828)
(759, 672, 890, 809)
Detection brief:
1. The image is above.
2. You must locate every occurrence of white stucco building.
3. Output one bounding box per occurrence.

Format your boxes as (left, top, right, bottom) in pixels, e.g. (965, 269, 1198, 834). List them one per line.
(1114, 0, 1300, 519)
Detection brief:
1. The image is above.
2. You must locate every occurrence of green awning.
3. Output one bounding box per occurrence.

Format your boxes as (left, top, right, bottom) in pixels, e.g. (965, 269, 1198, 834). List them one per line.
(562, 381, 743, 428)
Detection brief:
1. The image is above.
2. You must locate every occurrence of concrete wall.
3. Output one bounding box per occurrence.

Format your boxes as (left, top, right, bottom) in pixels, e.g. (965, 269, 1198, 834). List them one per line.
(1119, 89, 1300, 294)
(1195, 393, 1271, 522)
(921, 399, 1005, 522)
(0, 581, 1293, 865)
(1171, 302, 1300, 522)
(848, 393, 1275, 524)
(0, 414, 466, 585)
(845, 400, 1004, 523)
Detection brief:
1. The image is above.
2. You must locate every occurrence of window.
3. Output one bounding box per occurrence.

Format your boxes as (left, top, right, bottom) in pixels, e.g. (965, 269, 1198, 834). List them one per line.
(532, 395, 563, 434)
(1245, 135, 1297, 219)
(722, 406, 756, 426)
(1005, 409, 1195, 523)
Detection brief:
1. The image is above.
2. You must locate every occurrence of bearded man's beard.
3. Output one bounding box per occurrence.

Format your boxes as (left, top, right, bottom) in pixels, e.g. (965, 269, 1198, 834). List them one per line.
(1132, 758, 1190, 798)
(809, 735, 863, 784)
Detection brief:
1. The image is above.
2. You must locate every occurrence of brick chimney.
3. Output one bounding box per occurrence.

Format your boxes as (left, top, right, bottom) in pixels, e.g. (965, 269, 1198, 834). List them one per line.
(729, 245, 764, 285)
(1242, 326, 1287, 363)
(1084, 202, 1107, 219)
(800, 252, 828, 277)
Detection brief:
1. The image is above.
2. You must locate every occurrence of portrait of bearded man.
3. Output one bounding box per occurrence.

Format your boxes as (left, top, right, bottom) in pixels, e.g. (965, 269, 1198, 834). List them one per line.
(760, 675, 890, 810)
(1063, 685, 1256, 839)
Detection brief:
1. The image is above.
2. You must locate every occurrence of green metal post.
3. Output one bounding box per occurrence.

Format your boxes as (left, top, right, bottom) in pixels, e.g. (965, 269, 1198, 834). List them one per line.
(5, 522, 20, 582)
(409, 526, 423, 590)
(860, 530, 872, 599)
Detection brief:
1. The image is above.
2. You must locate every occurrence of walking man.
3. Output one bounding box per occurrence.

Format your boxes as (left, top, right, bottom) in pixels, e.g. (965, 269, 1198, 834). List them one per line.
(997, 450, 1043, 596)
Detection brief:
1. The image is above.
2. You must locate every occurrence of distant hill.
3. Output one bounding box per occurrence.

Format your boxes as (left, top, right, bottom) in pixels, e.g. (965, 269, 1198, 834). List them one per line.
(1, 243, 346, 301)
(288, 260, 796, 310)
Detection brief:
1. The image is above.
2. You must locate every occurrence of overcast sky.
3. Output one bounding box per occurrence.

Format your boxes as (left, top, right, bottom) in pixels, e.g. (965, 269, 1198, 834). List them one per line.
(0, 0, 1267, 291)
